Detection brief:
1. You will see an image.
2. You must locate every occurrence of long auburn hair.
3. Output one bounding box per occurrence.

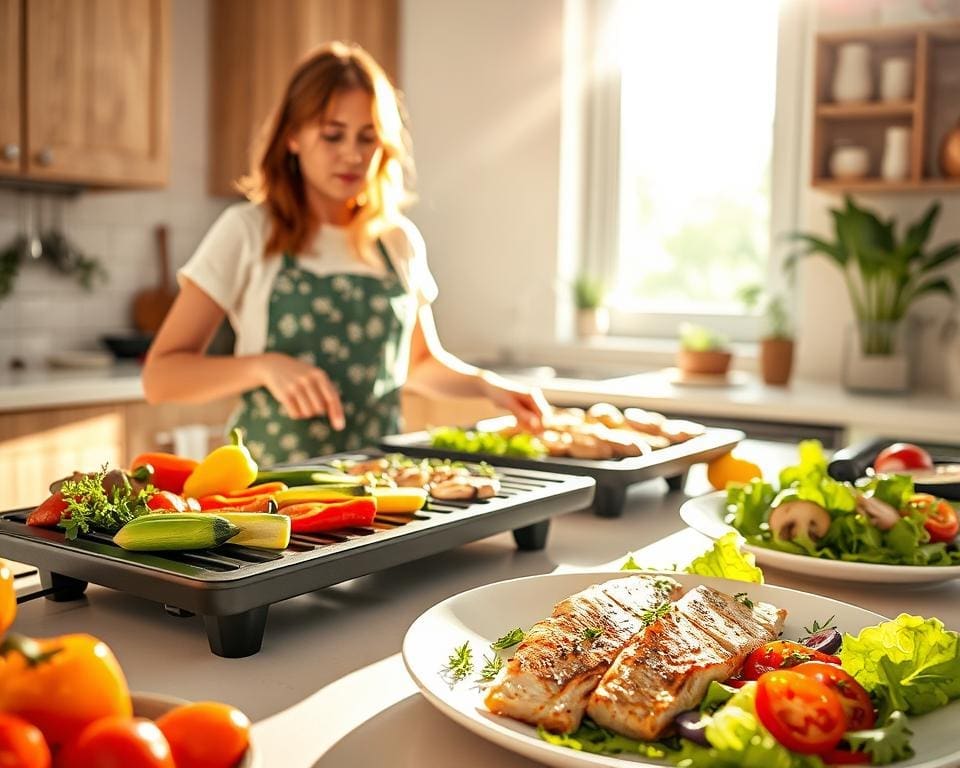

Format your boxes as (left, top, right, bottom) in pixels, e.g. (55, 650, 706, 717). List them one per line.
(240, 41, 413, 259)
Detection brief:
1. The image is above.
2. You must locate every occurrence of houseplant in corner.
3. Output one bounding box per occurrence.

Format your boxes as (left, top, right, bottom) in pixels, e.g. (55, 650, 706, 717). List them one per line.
(574, 274, 609, 338)
(740, 285, 794, 386)
(790, 196, 960, 393)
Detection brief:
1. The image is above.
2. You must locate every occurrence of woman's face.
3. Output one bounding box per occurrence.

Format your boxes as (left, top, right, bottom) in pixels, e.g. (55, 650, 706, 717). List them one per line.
(287, 88, 382, 214)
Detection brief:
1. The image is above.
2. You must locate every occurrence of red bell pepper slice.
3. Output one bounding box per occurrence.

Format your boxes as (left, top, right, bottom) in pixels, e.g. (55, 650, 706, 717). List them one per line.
(281, 499, 377, 533)
(197, 494, 276, 512)
(146, 490, 190, 513)
(129, 452, 198, 494)
(221, 482, 287, 499)
(27, 491, 70, 528)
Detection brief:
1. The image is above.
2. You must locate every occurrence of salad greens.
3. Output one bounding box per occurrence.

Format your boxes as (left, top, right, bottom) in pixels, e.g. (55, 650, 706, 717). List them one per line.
(840, 614, 960, 721)
(725, 441, 960, 566)
(622, 532, 764, 584)
(430, 426, 547, 459)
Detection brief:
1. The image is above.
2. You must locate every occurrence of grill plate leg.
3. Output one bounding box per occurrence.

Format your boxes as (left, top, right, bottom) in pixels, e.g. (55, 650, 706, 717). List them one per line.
(593, 485, 626, 518)
(512, 520, 549, 551)
(203, 606, 269, 658)
(665, 471, 688, 492)
(39, 571, 88, 602)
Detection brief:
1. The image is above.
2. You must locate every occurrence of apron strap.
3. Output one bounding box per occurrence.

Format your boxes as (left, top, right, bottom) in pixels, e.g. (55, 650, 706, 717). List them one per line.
(281, 252, 297, 269)
(376, 239, 399, 277)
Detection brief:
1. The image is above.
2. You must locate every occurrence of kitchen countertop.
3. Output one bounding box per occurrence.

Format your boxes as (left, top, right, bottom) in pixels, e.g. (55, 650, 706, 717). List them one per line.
(2, 360, 958, 444)
(9, 441, 960, 767)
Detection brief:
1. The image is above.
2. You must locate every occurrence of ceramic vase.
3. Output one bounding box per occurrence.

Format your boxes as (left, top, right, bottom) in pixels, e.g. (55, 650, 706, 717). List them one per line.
(832, 43, 872, 103)
(940, 118, 960, 178)
(576, 307, 610, 338)
(842, 321, 910, 394)
(881, 126, 911, 181)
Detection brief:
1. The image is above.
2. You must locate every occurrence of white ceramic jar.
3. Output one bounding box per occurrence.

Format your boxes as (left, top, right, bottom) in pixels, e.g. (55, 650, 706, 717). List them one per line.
(880, 57, 913, 101)
(882, 126, 911, 180)
(832, 43, 873, 103)
(830, 144, 870, 180)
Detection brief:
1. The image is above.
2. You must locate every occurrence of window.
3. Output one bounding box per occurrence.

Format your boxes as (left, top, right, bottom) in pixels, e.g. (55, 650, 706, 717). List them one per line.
(578, 0, 806, 341)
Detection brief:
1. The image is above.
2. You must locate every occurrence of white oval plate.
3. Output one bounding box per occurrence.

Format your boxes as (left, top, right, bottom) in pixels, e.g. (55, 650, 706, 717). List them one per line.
(680, 492, 960, 584)
(402, 571, 960, 768)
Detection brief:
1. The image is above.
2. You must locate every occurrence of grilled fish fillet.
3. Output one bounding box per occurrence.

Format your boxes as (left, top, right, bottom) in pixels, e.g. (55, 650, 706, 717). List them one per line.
(586, 586, 786, 741)
(484, 575, 682, 733)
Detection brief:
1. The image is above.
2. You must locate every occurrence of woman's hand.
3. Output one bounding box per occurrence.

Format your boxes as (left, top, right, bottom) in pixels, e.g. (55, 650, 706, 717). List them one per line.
(480, 372, 551, 432)
(257, 352, 345, 429)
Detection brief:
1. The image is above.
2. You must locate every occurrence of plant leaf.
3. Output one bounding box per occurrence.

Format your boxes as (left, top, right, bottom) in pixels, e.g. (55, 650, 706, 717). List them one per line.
(902, 201, 941, 259)
(920, 242, 960, 274)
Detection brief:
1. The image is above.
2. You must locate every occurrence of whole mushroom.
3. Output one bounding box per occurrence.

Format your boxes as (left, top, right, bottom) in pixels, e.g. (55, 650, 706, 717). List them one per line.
(768, 499, 831, 542)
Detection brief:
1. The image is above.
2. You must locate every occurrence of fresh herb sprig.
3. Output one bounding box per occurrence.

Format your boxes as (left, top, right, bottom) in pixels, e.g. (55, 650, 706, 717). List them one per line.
(734, 592, 755, 608)
(446, 642, 474, 681)
(581, 627, 603, 641)
(491, 628, 525, 650)
(59, 466, 151, 540)
(640, 602, 673, 627)
(478, 653, 505, 681)
(803, 615, 837, 636)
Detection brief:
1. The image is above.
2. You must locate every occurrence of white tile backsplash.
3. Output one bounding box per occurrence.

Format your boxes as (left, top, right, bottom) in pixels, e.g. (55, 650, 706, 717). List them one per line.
(0, 0, 231, 370)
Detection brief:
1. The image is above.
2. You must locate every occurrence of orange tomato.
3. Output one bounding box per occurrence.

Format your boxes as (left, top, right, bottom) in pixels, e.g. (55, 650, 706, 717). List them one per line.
(58, 717, 173, 768)
(706, 452, 763, 491)
(0, 633, 131, 751)
(0, 560, 15, 637)
(156, 701, 250, 768)
(0, 712, 51, 768)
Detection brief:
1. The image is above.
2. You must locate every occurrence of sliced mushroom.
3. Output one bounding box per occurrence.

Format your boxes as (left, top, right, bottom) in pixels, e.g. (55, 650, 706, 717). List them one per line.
(768, 499, 831, 541)
(855, 494, 901, 531)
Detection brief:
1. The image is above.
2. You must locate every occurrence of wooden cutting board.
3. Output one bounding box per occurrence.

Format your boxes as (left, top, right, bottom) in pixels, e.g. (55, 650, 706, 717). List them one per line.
(133, 225, 177, 335)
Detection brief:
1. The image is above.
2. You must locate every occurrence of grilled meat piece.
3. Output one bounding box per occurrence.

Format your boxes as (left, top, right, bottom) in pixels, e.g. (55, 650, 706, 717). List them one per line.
(429, 475, 500, 500)
(586, 586, 786, 741)
(485, 575, 682, 733)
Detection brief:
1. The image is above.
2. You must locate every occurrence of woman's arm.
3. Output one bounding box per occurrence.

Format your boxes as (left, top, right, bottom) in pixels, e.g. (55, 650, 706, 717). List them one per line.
(141, 278, 344, 428)
(404, 305, 549, 430)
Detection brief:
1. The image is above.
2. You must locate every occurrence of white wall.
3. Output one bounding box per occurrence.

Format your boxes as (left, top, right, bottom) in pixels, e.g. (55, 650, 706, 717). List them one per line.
(400, 0, 566, 360)
(0, 0, 229, 366)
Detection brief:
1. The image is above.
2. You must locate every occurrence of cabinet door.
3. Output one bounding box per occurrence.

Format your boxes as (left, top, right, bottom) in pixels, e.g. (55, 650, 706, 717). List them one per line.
(25, 0, 170, 187)
(209, 0, 398, 196)
(0, 0, 22, 177)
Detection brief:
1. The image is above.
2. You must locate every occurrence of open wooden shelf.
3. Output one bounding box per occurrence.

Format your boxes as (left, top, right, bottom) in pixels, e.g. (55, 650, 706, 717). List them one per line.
(812, 21, 960, 193)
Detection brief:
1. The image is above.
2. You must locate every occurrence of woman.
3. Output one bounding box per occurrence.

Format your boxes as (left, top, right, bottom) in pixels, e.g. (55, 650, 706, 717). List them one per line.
(143, 42, 548, 466)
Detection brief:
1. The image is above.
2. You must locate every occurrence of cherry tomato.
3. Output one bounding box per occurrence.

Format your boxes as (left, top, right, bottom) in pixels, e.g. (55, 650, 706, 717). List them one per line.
(0, 633, 132, 751)
(0, 712, 51, 768)
(905, 493, 959, 543)
(741, 640, 842, 680)
(792, 661, 876, 731)
(155, 701, 250, 768)
(874, 442, 933, 473)
(755, 670, 846, 754)
(0, 560, 16, 637)
(59, 717, 174, 768)
(822, 749, 870, 765)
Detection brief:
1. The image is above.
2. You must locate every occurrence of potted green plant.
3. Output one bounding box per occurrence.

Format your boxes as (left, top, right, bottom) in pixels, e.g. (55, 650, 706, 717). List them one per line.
(677, 322, 732, 376)
(574, 274, 609, 338)
(740, 285, 794, 386)
(790, 195, 960, 392)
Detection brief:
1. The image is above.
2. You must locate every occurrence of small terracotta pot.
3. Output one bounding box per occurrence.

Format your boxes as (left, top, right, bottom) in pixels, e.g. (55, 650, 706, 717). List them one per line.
(676, 349, 732, 375)
(760, 337, 794, 386)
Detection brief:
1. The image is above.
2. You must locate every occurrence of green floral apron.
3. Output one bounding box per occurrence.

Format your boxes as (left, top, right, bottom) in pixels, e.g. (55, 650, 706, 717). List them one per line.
(233, 243, 414, 467)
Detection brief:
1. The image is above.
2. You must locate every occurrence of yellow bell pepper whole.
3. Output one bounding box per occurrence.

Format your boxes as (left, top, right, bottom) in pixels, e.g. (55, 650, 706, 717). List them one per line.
(0, 560, 15, 637)
(182, 428, 259, 499)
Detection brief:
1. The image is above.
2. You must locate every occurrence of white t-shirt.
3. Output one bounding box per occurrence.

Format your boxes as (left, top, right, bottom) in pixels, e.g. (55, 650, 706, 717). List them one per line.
(179, 202, 438, 357)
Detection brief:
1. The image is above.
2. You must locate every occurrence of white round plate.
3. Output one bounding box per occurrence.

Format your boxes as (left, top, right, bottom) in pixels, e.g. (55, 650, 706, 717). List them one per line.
(680, 492, 960, 584)
(402, 571, 960, 768)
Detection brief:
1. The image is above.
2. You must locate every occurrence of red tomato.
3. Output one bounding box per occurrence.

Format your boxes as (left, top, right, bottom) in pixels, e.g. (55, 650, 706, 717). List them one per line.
(822, 749, 871, 765)
(741, 640, 842, 680)
(146, 491, 189, 514)
(59, 717, 173, 768)
(874, 442, 933, 473)
(755, 670, 846, 754)
(155, 702, 250, 768)
(905, 493, 959, 543)
(792, 661, 876, 731)
(0, 713, 51, 768)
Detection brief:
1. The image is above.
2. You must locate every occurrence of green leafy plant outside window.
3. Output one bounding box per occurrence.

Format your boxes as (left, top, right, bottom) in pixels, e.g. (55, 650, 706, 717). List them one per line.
(789, 196, 959, 355)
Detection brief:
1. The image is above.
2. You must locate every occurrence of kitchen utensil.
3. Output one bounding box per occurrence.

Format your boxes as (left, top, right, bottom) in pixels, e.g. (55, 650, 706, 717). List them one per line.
(832, 42, 872, 103)
(828, 436, 960, 499)
(404, 571, 960, 768)
(680, 492, 960, 584)
(133, 225, 176, 335)
(381, 422, 743, 518)
(0, 452, 594, 657)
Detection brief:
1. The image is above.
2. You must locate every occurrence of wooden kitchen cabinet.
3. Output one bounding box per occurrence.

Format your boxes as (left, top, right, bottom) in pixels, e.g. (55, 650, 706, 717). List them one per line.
(0, 0, 170, 188)
(209, 0, 398, 196)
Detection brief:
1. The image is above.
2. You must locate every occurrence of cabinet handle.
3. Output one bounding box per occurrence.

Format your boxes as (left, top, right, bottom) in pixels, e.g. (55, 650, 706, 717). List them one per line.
(36, 147, 54, 166)
(1, 143, 19, 162)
